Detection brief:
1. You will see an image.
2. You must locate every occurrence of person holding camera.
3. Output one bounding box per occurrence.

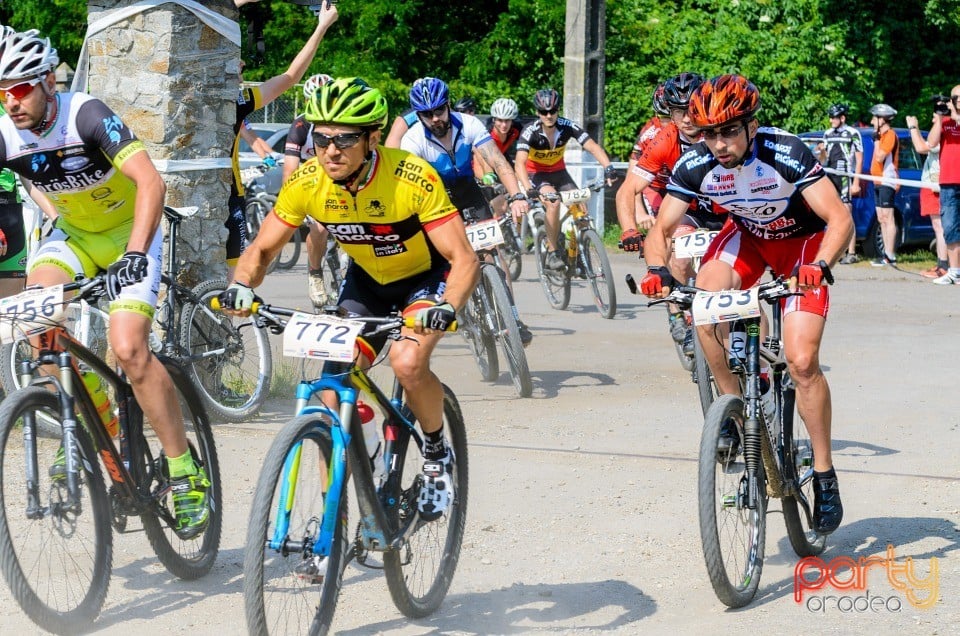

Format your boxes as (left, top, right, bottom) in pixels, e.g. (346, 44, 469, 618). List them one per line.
(906, 97, 948, 278)
(922, 86, 960, 285)
(868, 103, 900, 267)
(819, 103, 863, 264)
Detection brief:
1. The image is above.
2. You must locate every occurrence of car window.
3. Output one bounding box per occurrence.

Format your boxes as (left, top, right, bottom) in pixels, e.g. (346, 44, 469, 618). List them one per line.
(898, 142, 921, 172)
(270, 135, 287, 154)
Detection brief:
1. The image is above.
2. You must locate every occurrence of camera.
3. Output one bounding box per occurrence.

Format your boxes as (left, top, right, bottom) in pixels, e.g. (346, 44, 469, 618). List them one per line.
(932, 94, 951, 115)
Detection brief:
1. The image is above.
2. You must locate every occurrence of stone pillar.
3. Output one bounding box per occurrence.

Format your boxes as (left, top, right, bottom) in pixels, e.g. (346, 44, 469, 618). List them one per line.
(85, 0, 239, 284)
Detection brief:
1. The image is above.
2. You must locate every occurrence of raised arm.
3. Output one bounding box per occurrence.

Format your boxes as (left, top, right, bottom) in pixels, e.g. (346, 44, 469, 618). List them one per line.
(257, 4, 339, 105)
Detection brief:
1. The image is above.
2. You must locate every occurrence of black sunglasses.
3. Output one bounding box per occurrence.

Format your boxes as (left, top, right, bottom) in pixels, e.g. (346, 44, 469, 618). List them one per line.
(952, 95, 960, 104)
(538, 108, 558, 115)
(418, 104, 448, 120)
(312, 131, 366, 149)
(700, 123, 745, 141)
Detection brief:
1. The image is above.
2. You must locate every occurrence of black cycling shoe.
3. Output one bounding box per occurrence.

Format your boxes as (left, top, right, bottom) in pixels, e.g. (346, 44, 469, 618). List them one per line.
(813, 469, 843, 535)
(518, 321, 533, 347)
(682, 326, 694, 357)
(716, 418, 740, 463)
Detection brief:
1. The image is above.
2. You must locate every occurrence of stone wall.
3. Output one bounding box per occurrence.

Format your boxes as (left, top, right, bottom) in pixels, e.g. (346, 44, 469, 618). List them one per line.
(85, 0, 239, 284)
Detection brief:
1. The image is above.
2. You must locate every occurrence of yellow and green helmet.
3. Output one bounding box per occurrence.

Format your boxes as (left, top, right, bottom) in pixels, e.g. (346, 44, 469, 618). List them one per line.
(304, 77, 388, 130)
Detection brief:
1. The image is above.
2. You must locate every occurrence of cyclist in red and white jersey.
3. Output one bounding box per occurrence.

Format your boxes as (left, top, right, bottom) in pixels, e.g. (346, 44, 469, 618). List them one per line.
(514, 88, 617, 270)
(627, 81, 668, 169)
(640, 75, 853, 536)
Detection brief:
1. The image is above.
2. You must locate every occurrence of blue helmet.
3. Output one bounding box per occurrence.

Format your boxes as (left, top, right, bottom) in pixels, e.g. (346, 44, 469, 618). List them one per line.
(409, 77, 449, 112)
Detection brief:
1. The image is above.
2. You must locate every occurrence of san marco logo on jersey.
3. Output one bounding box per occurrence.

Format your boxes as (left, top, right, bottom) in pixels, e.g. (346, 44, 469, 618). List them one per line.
(394, 159, 436, 192)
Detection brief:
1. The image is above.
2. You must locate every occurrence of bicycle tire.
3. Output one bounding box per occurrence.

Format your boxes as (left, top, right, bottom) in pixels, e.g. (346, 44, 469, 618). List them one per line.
(780, 382, 827, 557)
(245, 196, 278, 275)
(179, 278, 272, 422)
(580, 228, 617, 319)
(698, 394, 765, 608)
(0, 387, 112, 634)
(140, 360, 222, 580)
(384, 384, 468, 617)
(534, 229, 570, 310)
(273, 219, 302, 270)
(244, 415, 348, 636)
(500, 221, 523, 281)
(693, 328, 717, 416)
(0, 341, 65, 439)
(458, 288, 498, 382)
(481, 265, 532, 397)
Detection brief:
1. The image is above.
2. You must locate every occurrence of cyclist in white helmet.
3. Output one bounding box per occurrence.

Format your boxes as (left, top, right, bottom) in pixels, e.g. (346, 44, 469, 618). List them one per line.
(0, 27, 210, 536)
(284, 72, 336, 307)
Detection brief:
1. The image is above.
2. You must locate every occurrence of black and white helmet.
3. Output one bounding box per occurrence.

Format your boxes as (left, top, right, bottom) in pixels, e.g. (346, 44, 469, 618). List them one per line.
(869, 103, 897, 120)
(0, 29, 58, 81)
(490, 97, 519, 120)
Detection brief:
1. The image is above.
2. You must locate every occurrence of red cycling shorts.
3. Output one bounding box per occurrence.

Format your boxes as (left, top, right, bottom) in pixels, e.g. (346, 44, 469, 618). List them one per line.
(702, 220, 830, 318)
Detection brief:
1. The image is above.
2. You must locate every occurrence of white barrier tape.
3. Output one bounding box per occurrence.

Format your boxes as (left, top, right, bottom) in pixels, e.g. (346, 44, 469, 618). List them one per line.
(152, 158, 234, 173)
(822, 167, 936, 191)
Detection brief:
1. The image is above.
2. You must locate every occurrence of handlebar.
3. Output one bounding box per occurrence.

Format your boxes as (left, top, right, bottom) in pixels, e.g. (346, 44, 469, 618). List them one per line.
(625, 274, 802, 310)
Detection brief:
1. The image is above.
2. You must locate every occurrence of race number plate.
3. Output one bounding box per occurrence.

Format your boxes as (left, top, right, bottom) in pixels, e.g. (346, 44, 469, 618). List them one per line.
(673, 230, 720, 259)
(0, 285, 66, 344)
(466, 218, 504, 251)
(282, 312, 363, 361)
(559, 187, 592, 205)
(691, 288, 762, 326)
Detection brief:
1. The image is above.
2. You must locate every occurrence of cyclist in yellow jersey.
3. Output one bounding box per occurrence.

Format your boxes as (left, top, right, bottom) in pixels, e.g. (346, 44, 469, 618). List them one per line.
(220, 78, 478, 521)
(0, 28, 209, 537)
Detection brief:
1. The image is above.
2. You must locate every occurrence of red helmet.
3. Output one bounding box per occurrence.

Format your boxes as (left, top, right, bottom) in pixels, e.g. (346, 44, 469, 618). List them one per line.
(688, 74, 761, 128)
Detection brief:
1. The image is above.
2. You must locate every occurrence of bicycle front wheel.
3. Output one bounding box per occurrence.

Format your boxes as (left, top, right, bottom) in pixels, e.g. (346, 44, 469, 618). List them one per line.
(534, 229, 570, 310)
(458, 289, 498, 382)
(481, 264, 532, 398)
(693, 328, 717, 416)
(579, 228, 617, 318)
(781, 383, 827, 557)
(245, 195, 277, 275)
(0, 387, 112, 633)
(140, 360, 222, 579)
(384, 385, 468, 618)
(244, 415, 348, 636)
(274, 222, 302, 271)
(180, 278, 272, 422)
(698, 394, 765, 608)
(500, 220, 523, 281)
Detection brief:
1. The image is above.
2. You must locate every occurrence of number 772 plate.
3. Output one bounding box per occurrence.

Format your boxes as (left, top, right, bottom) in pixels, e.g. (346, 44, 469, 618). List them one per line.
(282, 312, 364, 360)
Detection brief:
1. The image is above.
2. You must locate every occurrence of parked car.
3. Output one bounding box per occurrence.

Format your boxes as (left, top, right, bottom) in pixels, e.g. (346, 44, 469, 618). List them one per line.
(238, 122, 289, 196)
(798, 127, 933, 258)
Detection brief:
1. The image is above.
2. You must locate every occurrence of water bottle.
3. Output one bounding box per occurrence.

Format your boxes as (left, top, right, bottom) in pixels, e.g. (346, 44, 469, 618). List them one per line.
(728, 320, 747, 369)
(357, 401, 385, 482)
(81, 370, 119, 437)
(759, 366, 777, 422)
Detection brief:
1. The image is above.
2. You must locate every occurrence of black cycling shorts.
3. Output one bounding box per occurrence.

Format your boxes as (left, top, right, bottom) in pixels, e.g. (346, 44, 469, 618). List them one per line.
(531, 169, 578, 192)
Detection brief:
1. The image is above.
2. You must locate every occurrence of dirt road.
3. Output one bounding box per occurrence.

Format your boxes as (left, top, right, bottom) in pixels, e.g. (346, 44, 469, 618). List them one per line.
(1, 252, 957, 634)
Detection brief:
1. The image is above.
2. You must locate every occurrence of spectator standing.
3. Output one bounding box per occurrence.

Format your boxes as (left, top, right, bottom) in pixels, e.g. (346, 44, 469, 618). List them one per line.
(905, 113, 948, 278)
(868, 103, 899, 266)
(819, 103, 863, 264)
(923, 85, 960, 285)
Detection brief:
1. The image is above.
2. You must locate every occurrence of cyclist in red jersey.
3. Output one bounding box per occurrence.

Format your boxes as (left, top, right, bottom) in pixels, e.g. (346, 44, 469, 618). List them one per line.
(628, 81, 668, 169)
(640, 75, 853, 536)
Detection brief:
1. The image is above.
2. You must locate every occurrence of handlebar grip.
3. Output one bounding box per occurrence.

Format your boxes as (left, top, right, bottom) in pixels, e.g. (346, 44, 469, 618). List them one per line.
(625, 274, 638, 295)
(209, 296, 260, 314)
(401, 316, 458, 332)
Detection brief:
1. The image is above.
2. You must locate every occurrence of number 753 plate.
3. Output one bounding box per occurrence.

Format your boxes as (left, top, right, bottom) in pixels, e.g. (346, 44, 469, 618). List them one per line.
(282, 312, 364, 360)
(691, 287, 761, 326)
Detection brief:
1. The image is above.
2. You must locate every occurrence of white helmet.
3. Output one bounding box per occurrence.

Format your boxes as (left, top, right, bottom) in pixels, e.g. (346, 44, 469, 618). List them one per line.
(0, 29, 58, 81)
(490, 97, 519, 120)
(869, 103, 897, 119)
(303, 73, 333, 100)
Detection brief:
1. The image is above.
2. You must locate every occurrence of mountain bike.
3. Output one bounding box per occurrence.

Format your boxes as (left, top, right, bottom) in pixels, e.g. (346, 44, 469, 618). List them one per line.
(458, 206, 533, 398)
(0, 275, 222, 634)
(533, 178, 616, 318)
(237, 302, 468, 635)
(671, 228, 721, 414)
(627, 274, 827, 608)
(479, 181, 524, 281)
(1, 206, 272, 423)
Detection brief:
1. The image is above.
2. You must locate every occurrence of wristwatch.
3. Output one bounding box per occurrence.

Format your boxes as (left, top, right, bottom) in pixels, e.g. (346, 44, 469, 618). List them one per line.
(506, 193, 526, 203)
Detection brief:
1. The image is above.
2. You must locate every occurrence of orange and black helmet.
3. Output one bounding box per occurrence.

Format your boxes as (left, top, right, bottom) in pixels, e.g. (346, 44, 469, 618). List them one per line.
(688, 74, 761, 129)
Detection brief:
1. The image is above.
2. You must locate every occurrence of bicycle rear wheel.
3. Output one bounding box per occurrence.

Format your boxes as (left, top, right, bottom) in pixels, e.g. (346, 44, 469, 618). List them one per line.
(245, 195, 278, 275)
(780, 383, 827, 557)
(579, 228, 617, 318)
(244, 415, 348, 636)
(481, 265, 532, 397)
(180, 278, 272, 422)
(140, 360, 222, 579)
(0, 387, 112, 634)
(274, 222, 303, 271)
(384, 385, 468, 617)
(534, 229, 570, 310)
(698, 394, 765, 608)
(693, 327, 717, 416)
(457, 289, 498, 382)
